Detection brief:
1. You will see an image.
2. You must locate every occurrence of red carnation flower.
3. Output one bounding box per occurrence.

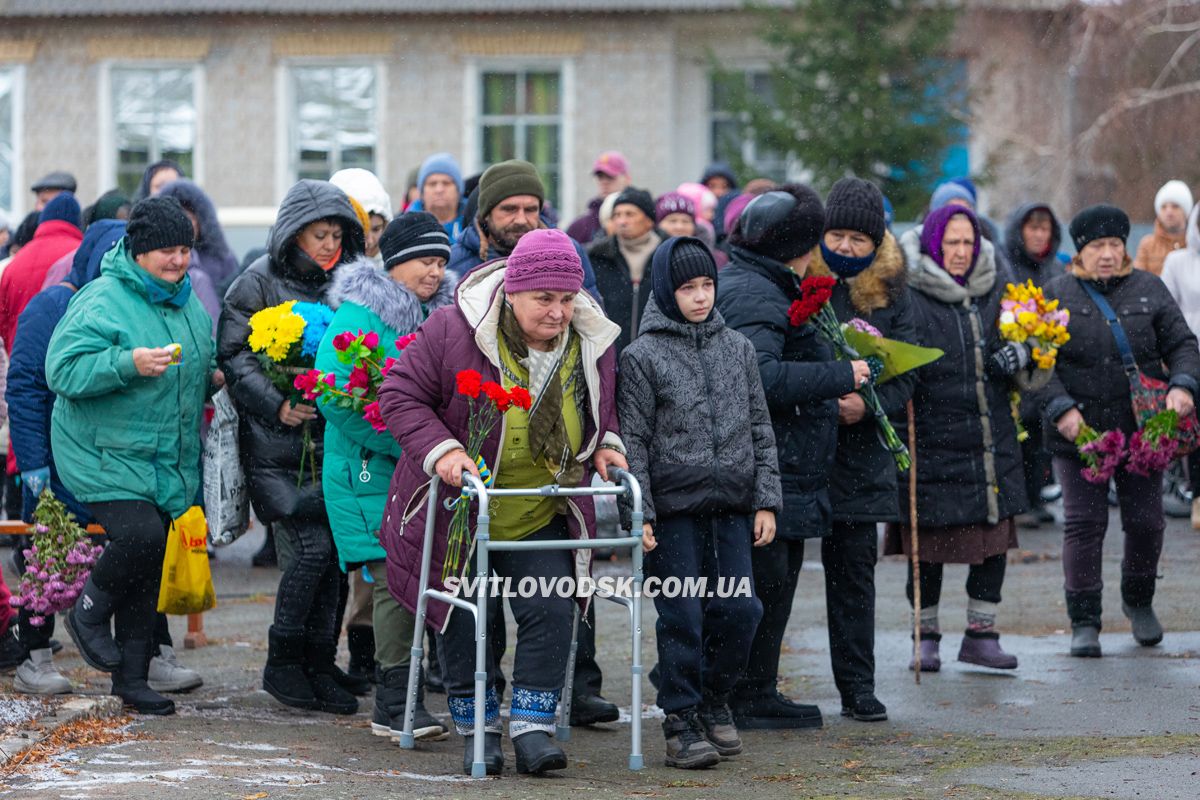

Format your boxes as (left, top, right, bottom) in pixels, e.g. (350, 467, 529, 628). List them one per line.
(456, 369, 482, 398)
(482, 381, 511, 412)
(508, 386, 532, 411)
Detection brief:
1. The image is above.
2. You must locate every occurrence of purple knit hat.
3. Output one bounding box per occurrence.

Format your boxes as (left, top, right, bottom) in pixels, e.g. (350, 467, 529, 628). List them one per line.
(920, 204, 982, 285)
(656, 191, 695, 223)
(504, 229, 584, 294)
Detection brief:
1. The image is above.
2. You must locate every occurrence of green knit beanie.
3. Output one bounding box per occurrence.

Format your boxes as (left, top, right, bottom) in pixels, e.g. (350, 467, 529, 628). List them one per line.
(476, 160, 545, 221)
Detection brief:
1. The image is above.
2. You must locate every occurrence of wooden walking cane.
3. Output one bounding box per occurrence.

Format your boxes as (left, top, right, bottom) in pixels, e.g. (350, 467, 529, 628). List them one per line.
(907, 400, 921, 684)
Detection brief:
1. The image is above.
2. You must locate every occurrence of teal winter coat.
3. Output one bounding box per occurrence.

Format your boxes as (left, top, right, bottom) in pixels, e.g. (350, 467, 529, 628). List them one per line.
(47, 238, 215, 519)
(317, 257, 456, 569)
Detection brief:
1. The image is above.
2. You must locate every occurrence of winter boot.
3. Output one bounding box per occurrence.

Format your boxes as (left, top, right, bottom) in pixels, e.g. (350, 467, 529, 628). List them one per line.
(840, 692, 888, 722)
(148, 645, 203, 693)
(730, 680, 822, 730)
(1121, 576, 1163, 646)
(112, 639, 175, 715)
(662, 709, 721, 769)
(570, 693, 619, 726)
(346, 624, 376, 685)
(957, 631, 1018, 669)
(697, 692, 742, 756)
(305, 639, 359, 715)
(65, 576, 121, 671)
(461, 733, 504, 776)
(1065, 590, 1103, 657)
(0, 628, 24, 671)
(14, 648, 72, 694)
(263, 627, 320, 710)
(513, 731, 568, 774)
(908, 634, 941, 672)
(371, 666, 447, 741)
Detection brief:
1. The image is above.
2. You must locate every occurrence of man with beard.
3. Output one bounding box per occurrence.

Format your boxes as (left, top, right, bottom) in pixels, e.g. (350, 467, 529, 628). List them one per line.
(447, 160, 598, 297)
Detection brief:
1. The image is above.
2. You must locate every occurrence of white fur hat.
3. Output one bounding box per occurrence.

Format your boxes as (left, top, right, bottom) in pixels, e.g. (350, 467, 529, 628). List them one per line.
(1155, 179, 1194, 218)
(330, 168, 393, 222)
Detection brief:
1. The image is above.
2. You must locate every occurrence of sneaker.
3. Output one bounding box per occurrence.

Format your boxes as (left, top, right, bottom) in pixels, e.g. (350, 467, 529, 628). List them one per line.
(14, 648, 72, 695)
(696, 700, 742, 756)
(148, 645, 203, 693)
(662, 709, 721, 769)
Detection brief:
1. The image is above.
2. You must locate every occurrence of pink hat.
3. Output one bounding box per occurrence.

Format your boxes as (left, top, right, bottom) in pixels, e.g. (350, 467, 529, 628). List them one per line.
(592, 151, 629, 179)
(504, 229, 584, 294)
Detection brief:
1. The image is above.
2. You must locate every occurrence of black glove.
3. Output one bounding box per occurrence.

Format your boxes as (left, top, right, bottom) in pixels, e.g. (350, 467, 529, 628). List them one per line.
(990, 342, 1029, 376)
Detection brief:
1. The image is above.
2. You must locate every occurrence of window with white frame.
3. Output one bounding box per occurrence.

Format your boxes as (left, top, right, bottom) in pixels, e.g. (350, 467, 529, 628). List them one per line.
(289, 64, 377, 182)
(111, 66, 197, 197)
(0, 66, 18, 214)
(479, 68, 562, 209)
(710, 70, 788, 183)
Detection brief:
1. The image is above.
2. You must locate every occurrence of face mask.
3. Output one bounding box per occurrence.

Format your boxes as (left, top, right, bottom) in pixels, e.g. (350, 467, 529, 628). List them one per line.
(819, 241, 875, 278)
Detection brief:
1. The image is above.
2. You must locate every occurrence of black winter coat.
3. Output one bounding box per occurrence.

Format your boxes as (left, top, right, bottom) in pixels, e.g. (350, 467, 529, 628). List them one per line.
(894, 229, 1029, 527)
(1041, 266, 1200, 458)
(217, 180, 365, 523)
(808, 232, 916, 523)
(717, 246, 855, 540)
(588, 233, 658, 357)
(617, 299, 782, 526)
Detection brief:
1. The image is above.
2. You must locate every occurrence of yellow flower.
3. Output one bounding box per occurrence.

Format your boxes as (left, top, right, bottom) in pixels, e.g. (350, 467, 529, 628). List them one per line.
(248, 301, 304, 362)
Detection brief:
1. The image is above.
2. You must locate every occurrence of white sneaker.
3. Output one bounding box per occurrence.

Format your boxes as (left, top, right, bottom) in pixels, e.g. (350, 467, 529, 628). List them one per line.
(14, 648, 72, 695)
(148, 644, 203, 693)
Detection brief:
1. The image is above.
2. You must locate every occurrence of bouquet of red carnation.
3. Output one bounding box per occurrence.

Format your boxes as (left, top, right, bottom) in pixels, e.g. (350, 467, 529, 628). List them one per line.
(443, 370, 533, 581)
(1075, 423, 1126, 484)
(296, 329, 417, 434)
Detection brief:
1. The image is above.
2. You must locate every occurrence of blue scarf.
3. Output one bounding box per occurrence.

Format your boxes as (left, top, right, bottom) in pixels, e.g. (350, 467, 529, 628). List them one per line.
(819, 241, 876, 278)
(141, 271, 193, 308)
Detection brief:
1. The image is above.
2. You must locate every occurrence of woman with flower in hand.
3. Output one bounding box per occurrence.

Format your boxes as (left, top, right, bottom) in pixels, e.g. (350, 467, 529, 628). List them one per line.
(377, 228, 626, 777)
(218, 180, 365, 715)
(716, 185, 871, 731)
(316, 211, 456, 742)
(805, 178, 916, 722)
(891, 204, 1029, 673)
(1041, 205, 1200, 657)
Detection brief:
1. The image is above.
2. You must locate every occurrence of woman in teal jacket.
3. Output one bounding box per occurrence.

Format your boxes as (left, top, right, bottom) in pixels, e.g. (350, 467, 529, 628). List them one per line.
(48, 197, 215, 716)
(317, 211, 455, 740)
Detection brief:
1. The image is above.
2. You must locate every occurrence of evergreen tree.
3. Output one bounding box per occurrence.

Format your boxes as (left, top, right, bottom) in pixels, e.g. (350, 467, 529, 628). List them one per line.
(714, 0, 962, 218)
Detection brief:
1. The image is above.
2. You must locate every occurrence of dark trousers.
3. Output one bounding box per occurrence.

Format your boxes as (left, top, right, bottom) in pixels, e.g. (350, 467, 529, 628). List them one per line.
(1020, 415, 1053, 505)
(736, 537, 804, 693)
(273, 514, 341, 641)
(87, 500, 171, 643)
(1055, 456, 1164, 593)
(572, 604, 603, 698)
(647, 513, 762, 715)
(1188, 449, 1200, 497)
(438, 520, 575, 698)
(905, 553, 1006, 609)
(821, 521, 878, 701)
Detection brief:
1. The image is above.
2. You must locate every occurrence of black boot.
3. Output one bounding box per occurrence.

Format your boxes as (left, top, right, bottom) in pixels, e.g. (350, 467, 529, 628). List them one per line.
(462, 732, 503, 776)
(1065, 590, 1103, 657)
(730, 680, 822, 730)
(346, 625, 377, 685)
(263, 627, 319, 710)
(1120, 575, 1163, 646)
(112, 639, 175, 715)
(65, 576, 122, 671)
(0, 628, 25, 671)
(425, 632, 445, 694)
(513, 731, 568, 774)
(371, 666, 447, 741)
(305, 639, 359, 715)
(251, 527, 277, 568)
(570, 693, 619, 726)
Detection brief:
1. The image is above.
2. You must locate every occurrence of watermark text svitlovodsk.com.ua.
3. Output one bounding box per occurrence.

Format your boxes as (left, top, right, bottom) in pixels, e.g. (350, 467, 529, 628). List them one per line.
(443, 575, 752, 600)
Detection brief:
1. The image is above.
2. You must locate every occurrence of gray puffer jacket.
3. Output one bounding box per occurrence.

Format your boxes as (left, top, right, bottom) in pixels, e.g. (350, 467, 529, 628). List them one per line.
(617, 297, 782, 525)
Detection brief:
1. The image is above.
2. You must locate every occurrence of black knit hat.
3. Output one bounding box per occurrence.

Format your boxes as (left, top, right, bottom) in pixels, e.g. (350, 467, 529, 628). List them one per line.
(126, 196, 194, 257)
(613, 187, 656, 223)
(476, 160, 545, 221)
(728, 184, 825, 263)
(824, 178, 886, 247)
(1069, 204, 1130, 251)
(380, 211, 451, 269)
(651, 236, 718, 324)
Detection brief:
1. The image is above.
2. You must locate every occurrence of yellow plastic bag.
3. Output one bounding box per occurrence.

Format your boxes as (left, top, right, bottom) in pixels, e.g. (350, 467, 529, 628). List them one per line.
(157, 506, 217, 615)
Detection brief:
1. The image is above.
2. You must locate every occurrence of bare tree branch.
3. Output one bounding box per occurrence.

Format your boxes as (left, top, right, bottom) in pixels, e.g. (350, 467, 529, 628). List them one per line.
(1074, 78, 1200, 156)
(1150, 27, 1200, 88)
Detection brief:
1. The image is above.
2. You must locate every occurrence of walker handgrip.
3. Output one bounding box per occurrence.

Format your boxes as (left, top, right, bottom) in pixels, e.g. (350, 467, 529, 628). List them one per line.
(607, 466, 629, 484)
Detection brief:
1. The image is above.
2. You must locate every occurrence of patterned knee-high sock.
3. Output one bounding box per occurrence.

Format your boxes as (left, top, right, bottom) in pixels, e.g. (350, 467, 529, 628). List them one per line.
(912, 605, 940, 639)
(447, 687, 501, 737)
(510, 686, 560, 740)
(966, 599, 999, 636)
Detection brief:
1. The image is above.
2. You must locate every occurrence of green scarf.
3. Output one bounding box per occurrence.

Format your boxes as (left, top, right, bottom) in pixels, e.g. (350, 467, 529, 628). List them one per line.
(498, 304, 585, 486)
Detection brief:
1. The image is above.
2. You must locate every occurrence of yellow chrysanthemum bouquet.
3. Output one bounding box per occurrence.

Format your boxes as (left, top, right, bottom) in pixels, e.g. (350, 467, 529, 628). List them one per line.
(1000, 280, 1071, 441)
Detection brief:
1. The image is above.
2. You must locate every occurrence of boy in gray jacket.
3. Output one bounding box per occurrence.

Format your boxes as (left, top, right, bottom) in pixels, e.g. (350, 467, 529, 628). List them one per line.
(617, 236, 781, 769)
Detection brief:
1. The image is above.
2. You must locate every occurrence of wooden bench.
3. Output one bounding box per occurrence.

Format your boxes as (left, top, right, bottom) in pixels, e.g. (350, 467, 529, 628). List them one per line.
(0, 520, 208, 648)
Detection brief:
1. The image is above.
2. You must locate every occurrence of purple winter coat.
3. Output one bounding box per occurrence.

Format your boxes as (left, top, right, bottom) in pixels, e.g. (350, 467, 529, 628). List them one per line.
(377, 258, 625, 631)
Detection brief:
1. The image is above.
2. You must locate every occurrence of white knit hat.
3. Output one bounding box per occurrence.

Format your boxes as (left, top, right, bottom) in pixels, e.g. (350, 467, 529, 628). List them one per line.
(330, 168, 393, 222)
(1155, 179, 1194, 218)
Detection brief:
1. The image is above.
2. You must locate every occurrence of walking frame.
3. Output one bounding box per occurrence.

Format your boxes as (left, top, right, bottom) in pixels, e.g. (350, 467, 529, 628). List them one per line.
(398, 467, 645, 778)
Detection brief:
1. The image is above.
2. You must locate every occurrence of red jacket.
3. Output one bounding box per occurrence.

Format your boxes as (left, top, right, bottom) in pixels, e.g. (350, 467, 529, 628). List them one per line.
(0, 220, 83, 353)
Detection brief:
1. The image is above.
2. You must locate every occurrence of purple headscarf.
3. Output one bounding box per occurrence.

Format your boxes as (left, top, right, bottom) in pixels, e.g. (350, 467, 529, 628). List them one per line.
(920, 204, 982, 285)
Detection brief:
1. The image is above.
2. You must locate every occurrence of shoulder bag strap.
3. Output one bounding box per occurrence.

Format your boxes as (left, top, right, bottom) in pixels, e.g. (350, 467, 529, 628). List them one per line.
(1078, 278, 1139, 380)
